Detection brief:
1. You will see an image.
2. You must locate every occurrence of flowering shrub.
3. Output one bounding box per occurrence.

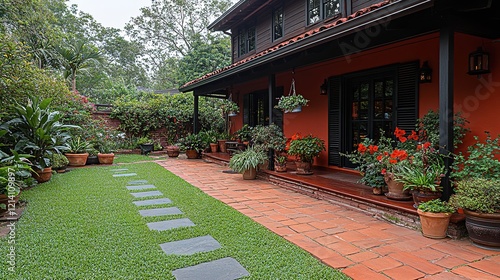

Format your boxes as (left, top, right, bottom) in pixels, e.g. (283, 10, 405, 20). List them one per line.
(288, 134, 325, 163)
(343, 127, 445, 190)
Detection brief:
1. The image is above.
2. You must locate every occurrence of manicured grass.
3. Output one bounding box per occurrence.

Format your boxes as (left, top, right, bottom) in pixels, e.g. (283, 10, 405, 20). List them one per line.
(0, 162, 348, 279)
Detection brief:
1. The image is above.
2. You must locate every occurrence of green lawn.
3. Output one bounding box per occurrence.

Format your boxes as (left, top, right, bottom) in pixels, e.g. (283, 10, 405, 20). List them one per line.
(112, 153, 159, 163)
(0, 161, 348, 279)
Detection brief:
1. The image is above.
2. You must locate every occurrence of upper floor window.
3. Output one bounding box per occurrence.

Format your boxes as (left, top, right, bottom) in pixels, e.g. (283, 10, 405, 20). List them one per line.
(273, 7, 284, 41)
(239, 26, 256, 56)
(308, 0, 341, 25)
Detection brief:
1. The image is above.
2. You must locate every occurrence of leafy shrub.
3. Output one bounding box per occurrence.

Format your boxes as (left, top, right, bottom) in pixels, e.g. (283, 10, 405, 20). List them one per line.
(229, 146, 268, 173)
(449, 178, 500, 213)
(418, 199, 455, 213)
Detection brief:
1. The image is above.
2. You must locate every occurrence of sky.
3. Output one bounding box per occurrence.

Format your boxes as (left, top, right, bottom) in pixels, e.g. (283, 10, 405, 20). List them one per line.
(66, 0, 153, 30)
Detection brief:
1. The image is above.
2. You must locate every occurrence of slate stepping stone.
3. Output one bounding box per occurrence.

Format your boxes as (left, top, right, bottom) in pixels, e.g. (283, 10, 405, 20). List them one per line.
(139, 207, 182, 217)
(147, 218, 195, 231)
(128, 180, 148, 185)
(126, 184, 156, 190)
(111, 168, 128, 172)
(160, 235, 221, 256)
(113, 173, 137, 177)
(172, 257, 249, 280)
(133, 198, 172, 206)
(131, 191, 163, 198)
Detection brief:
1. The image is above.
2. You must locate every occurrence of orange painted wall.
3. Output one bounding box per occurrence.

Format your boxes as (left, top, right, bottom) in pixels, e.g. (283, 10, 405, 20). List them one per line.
(231, 32, 500, 167)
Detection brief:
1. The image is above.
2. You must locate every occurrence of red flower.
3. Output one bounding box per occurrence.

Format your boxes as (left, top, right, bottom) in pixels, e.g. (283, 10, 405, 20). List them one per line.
(358, 143, 367, 154)
(394, 127, 406, 138)
(368, 145, 378, 155)
(381, 168, 387, 175)
(423, 142, 431, 149)
(291, 133, 302, 141)
(377, 155, 383, 161)
(399, 136, 407, 143)
(389, 159, 397, 164)
(408, 130, 418, 141)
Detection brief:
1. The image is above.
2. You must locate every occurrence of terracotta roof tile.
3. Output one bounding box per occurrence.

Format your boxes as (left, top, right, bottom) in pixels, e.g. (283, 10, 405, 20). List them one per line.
(181, 0, 391, 89)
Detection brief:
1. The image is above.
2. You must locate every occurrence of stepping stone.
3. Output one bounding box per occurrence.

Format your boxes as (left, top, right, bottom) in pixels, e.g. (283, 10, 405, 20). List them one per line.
(128, 180, 148, 185)
(160, 235, 221, 256)
(113, 173, 137, 177)
(126, 184, 156, 190)
(147, 218, 195, 231)
(139, 207, 182, 217)
(130, 191, 163, 198)
(111, 168, 128, 172)
(172, 257, 249, 280)
(133, 198, 172, 206)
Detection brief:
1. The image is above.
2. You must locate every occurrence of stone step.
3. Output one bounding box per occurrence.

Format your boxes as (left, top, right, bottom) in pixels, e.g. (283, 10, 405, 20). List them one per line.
(130, 191, 163, 198)
(147, 218, 195, 231)
(133, 198, 172, 206)
(126, 185, 156, 190)
(172, 257, 249, 280)
(128, 180, 148, 185)
(160, 235, 221, 256)
(139, 207, 182, 217)
(113, 173, 137, 177)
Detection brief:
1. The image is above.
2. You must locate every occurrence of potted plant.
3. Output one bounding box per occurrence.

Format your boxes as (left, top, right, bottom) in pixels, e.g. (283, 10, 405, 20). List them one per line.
(178, 133, 206, 159)
(204, 130, 219, 153)
(417, 199, 455, 239)
(65, 137, 92, 167)
(136, 136, 154, 155)
(51, 153, 69, 173)
(275, 94, 309, 113)
(217, 132, 230, 153)
(86, 148, 99, 165)
(287, 134, 325, 175)
(0, 151, 33, 214)
(166, 145, 180, 157)
(229, 146, 268, 179)
(395, 147, 445, 208)
(449, 178, 500, 250)
(449, 132, 500, 250)
(220, 99, 240, 117)
(97, 140, 115, 165)
(251, 124, 287, 171)
(274, 153, 288, 172)
(2, 96, 76, 182)
(236, 124, 252, 145)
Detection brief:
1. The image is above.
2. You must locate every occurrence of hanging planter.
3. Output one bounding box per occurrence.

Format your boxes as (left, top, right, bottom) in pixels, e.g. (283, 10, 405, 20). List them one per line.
(275, 78, 309, 113)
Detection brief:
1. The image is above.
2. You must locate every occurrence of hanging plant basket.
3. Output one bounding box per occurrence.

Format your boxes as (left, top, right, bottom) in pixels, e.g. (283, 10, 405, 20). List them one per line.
(274, 78, 309, 113)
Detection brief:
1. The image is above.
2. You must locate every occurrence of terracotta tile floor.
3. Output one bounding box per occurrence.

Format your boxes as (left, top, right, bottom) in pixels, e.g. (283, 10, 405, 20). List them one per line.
(156, 159, 500, 280)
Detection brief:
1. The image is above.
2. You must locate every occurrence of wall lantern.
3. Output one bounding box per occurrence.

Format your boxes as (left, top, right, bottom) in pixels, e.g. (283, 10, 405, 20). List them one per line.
(320, 79, 328, 95)
(419, 61, 432, 83)
(468, 47, 490, 78)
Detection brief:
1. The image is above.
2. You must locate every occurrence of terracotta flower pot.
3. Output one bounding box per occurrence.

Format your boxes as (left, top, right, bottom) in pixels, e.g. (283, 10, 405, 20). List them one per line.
(185, 149, 199, 159)
(210, 143, 219, 153)
(412, 190, 442, 208)
(295, 160, 313, 175)
(242, 167, 257, 180)
(464, 209, 500, 250)
(32, 167, 52, 183)
(98, 153, 115, 164)
(65, 153, 89, 167)
(417, 209, 452, 239)
(274, 164, 287, 172)
(166, 146, 180, 157)
(384, 173, 411, 200)
(218, 140, 227, 153)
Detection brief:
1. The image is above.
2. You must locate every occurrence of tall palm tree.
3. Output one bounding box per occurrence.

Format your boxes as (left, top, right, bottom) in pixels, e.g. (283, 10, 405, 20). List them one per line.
(57, 40, 102, 93)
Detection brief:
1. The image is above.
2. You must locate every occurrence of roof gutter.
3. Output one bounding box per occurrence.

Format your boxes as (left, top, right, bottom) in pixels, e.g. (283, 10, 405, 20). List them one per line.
(183, 0, 433, 92)
(208, 0, 248, 32)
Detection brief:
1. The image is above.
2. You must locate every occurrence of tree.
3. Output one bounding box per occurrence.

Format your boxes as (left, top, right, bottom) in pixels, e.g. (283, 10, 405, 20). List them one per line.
(56, 39, 102, 92)
(126, 0, 233, 88)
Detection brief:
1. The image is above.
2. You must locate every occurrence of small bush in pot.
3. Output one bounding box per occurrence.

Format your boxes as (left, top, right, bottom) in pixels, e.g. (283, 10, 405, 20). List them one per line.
(229, 146, 268, 180)
(417, 199, 455, 239)
(51, 153, 69, 172)
(288, 134, 325, 174)
(449, 178, 500, 249)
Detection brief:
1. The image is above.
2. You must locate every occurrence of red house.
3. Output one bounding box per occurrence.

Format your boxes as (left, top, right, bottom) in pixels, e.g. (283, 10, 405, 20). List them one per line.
(180, 0, 500, 201)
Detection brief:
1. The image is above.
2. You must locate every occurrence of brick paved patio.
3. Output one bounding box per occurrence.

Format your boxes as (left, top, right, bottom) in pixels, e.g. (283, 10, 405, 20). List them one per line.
(156, 158, 500, 280)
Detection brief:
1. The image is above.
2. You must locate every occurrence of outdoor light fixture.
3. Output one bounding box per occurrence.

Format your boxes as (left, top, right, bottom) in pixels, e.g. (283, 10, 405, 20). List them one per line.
(320, 79, 328, 95)
(468, 47, 490, 78)
(419, 61, 432, 83)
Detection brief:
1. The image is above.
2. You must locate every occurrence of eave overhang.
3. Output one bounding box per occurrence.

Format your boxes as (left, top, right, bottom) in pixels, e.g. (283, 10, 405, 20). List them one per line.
(181, 0, 433, 93)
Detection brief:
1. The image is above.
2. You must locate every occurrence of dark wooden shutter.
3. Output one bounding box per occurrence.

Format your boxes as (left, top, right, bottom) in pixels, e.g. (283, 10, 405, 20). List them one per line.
(396, 61, 419, 133)
(328, 76, 342, 166)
